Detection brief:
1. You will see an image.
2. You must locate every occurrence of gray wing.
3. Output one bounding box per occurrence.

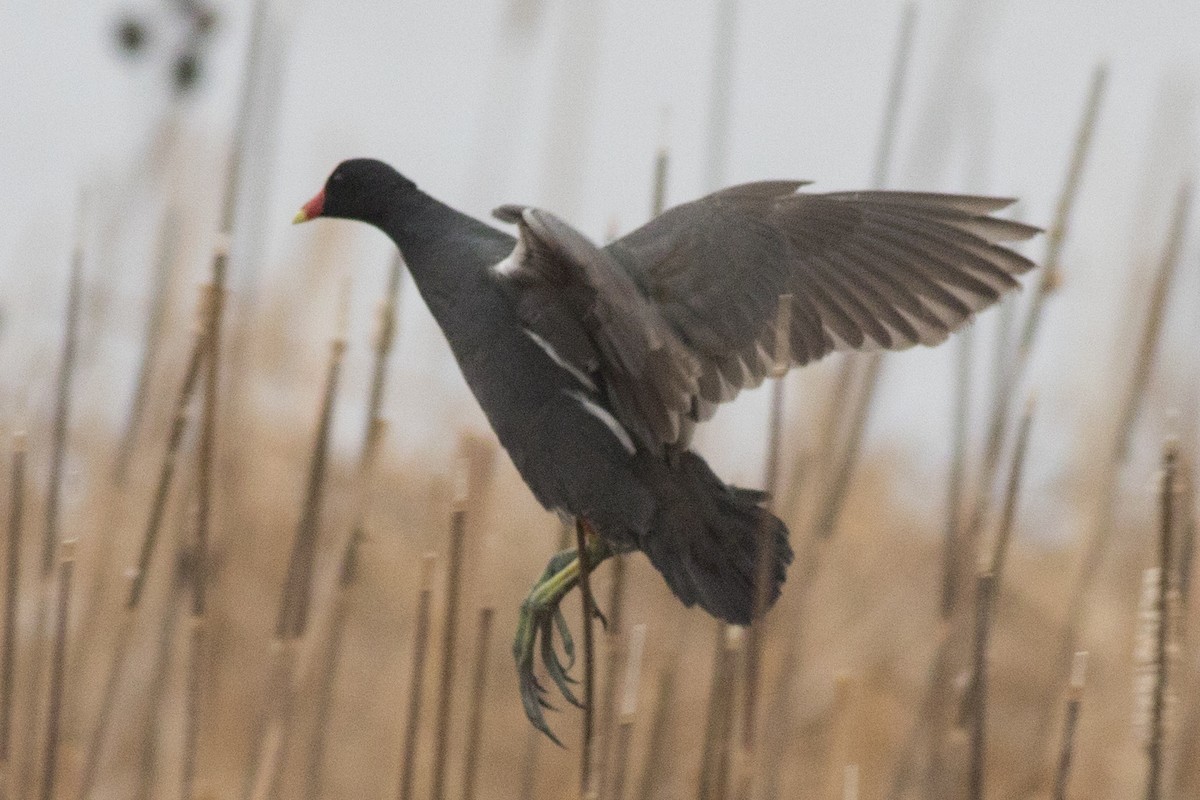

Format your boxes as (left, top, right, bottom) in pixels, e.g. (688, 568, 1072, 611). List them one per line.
(603, 182, 1040, 420)
(491, 205, 702, 453)
(492, 183, 1039, 452)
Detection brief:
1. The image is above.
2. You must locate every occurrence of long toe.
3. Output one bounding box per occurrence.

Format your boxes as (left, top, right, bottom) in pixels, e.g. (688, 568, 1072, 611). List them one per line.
(540, 617, 583, 708)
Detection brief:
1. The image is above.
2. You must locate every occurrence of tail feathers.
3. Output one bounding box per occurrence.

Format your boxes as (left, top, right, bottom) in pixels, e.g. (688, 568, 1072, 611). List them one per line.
(640, 452, 793, 625)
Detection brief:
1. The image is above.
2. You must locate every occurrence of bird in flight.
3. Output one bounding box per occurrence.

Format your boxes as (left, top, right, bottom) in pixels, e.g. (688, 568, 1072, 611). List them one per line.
(294, 159, 1039, 742)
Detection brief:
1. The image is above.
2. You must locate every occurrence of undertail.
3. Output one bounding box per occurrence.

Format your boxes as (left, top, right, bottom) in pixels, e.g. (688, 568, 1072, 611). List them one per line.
(638, 451, 793, 625)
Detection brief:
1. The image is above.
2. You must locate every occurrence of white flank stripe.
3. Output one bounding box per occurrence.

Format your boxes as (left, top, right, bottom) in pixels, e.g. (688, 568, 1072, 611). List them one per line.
(524, 329, 597, 391)
(568, 391, 636, 455)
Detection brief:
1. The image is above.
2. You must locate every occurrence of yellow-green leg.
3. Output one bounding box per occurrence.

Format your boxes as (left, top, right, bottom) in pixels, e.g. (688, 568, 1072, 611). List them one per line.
(514, 531, 612, 745)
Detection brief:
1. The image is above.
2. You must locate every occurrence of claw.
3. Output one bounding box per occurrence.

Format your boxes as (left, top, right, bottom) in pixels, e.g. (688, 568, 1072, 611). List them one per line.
(590, 597, 608, 629)
(553, 607, 575, 670)
(540, 618, 583, 708)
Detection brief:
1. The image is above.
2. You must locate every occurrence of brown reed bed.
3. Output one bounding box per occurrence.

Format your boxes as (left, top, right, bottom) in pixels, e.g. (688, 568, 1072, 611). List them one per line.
(4, 9, 1200, 800)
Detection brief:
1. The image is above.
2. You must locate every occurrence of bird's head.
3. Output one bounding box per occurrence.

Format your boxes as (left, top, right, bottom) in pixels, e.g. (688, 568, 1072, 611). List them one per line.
(293, 158, 417, 227)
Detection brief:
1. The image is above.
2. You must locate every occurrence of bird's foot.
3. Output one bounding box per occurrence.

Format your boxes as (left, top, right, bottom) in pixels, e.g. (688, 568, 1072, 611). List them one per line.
(513, 538, 611, 745)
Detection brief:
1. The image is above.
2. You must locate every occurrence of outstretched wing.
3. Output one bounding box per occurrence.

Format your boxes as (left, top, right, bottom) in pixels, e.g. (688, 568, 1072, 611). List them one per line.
(604, 182, 1040, 420)
(492, 183, 1039, 451)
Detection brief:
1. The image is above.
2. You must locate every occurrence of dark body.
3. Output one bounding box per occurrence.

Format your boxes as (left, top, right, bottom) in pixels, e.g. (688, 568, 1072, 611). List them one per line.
(399, 196, 653, 539)
(381, 190, 781, 623)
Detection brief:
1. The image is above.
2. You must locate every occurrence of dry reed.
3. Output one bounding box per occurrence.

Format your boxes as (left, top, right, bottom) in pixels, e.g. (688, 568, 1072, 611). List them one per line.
(577, 519, 599, 797)
(986, 398, 1035, 585)
(635, 655, 677, 800)
(967, 572, 996, 800)
(0, 433, 25, 791)
(39, 540, 77, 800)
(114, 205, 179, 482)
(967, 65, 1107, 557)
(362, 254, 405, 468)
(943, 330, 973, 617)
(605, 623, 646, 800)
(21, 211, 86, 800)
(459, 607, 495, 800)
(430, 487, 469, 800)
(1052, 651, 1089, 800)
(302, 528, 364, 800)
(396, 553, 437, 800)
(1145, 442, 1178, 800)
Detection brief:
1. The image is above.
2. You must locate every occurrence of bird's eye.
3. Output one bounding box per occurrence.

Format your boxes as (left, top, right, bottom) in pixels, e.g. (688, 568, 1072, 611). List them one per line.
(331, 173, 344, 182)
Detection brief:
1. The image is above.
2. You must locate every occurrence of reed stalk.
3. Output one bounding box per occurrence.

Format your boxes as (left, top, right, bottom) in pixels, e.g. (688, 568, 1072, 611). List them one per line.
(1052, 652, 1089, 800)
(966, 65, 1107, 563)
(0, 433, 25, 794)
(21, 210, 87, 800)
(986, 399, 1035, 585)
(968, 573, 996, 800)
(459, 607, 495, 800)
(430, 490, 469, 800)
(577, 519, 599, 797)
(596, 551, 627, 799)
(39, 540, 76, 800)
(252, 316, 346, 800)
(397, 554, 437, 800)
(114, 205, 180, 482)
(606, 623, 646, 800)
(943, 329, 973, 617)
(1145, 442, 1178, 800)
(362, 254, 405, 468)
(635, 655, 678, 800)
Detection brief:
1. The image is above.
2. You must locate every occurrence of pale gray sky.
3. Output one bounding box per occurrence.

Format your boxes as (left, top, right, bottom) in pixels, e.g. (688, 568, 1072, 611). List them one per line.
(0, 0, 1196, 535)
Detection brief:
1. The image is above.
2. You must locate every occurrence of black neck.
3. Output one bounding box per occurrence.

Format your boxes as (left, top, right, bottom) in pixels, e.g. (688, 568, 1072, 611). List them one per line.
(374, 188, 515, 313)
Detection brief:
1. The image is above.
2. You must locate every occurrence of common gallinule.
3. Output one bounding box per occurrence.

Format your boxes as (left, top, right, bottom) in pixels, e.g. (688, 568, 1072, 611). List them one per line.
(294, 158, 1039, 740)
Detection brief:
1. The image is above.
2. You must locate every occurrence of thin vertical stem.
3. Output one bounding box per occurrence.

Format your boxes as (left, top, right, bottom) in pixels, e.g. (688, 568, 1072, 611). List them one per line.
(710, 627, 742, 800)
(1112, 184, 1191, 464)
(1146, 442, 1178, 800)
(127, 286, 213, 610)
(606, 623, 646, 800)
(274, 327, 347, 640)
(1052, 652, 1089, 800)
(697, 623, 728, 800)
(115, 205, 180, 482)
(76, 578, 138, 800)
(182, 247, 227, 800)
(430, 502, 469, 800)
(43, 222, 84, 576)
(39, 541, 76, 800)
(302, 529, 364, 800)
(577, 519, 597, 797)
(869, 2, 917, 190)
(813, 355, 885, 539)
(635, 657, 677, 800)
(0, 433, 25, 777)
(970, 66, 1107, 554)
(942, 329, 973, 617)
(134, 565, 188, 800)
(968, 573, 996, 800)
(987, 398, 1035, 585)
(397, 554, 436, 800)
(22, 211, 86, 800)
(596, 553, 627, 800)
(703, 0, 738, 192)
(362, 254, 405, 468)
(459, 608, 495, 800)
